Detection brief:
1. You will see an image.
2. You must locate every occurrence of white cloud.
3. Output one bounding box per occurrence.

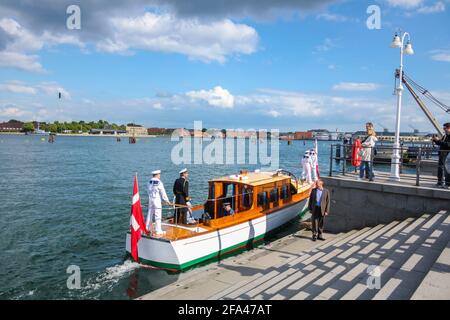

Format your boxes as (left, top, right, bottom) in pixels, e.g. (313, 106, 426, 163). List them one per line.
(417, 1, 446, 13)
(186, 86, 235, 108)
(0, 18, 82, 73)
(314, 38, 337, 53)
(0, 106, 31, 118)
(267, 110, 281, 118)
(152, 102, 163, 109)
(431, 50, 450, 62)
(386, 0, 424, 9)
(35, 82, 71, 99)
(0, 80, 71, 98)
(332, 82, 381, 91)
(96, 13, 258, 63)
(0, 81, 37, 94)
(316, 13, 349, 22)
(0, 51, 44, 73)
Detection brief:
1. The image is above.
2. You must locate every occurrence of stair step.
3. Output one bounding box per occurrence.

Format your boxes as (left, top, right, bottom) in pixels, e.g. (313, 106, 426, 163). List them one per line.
(254, 219, 406, 299)
(411, 237, 450, 299)
(337, 212, 447, 300)
(372, 213, 450, 300)
(210, 230, 349, 300)
(279, 218, 414, 300)
(307, 213, 432, 300)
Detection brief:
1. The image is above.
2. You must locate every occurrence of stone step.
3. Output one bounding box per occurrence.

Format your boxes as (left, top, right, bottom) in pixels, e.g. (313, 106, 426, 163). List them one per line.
(372, 211, 450, 300)
(269, 219, 412, 300)
(247, 220, 407, 300)
(236, 226, 392, 299)
(208, 230, 350, 300)
(411, 226, 450, 299)
(317, 213, 435, 300)
(338, 212, 447, 300)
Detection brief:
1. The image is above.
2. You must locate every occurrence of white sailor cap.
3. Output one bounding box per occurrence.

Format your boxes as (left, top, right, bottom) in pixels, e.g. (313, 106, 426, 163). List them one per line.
(152, 170, 161, 175)
(179, 168, 188, 174)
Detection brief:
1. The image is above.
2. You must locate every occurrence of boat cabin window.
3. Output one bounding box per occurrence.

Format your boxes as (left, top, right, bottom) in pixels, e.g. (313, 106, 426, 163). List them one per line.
(241, 185, 253, 209)
(270, 188, 279, 203)
(258, 191, 268, 207)
(281, 184, 289, 200)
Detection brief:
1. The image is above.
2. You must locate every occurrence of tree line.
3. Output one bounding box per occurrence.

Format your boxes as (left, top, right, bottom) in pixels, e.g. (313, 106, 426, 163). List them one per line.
(20, 120, 127, 133)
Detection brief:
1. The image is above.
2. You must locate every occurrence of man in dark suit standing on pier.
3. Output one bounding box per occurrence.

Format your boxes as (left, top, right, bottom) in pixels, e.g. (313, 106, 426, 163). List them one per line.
(173, 168, 191, 224)
(308, 180, 331, 241)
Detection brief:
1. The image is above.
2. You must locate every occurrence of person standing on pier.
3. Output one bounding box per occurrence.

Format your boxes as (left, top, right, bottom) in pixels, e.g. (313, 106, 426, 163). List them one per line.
(308, 180, 330, 241)
(173, 168, 193, 224)
(301, 150, 313, 184)
(146, 170, 170, 236)
(432, 122, 450, 188)
(358, 123, 378, 182)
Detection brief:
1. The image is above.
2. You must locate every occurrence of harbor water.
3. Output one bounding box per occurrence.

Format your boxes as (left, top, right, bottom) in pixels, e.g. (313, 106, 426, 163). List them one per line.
(0, 135, 379, 299)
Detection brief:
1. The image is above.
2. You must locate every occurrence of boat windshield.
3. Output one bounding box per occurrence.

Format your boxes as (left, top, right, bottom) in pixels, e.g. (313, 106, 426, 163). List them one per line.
(204, 182, 254, 220)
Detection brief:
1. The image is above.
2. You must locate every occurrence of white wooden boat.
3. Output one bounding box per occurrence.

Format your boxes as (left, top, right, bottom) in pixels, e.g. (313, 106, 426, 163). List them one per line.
(125, 170, 312, 270)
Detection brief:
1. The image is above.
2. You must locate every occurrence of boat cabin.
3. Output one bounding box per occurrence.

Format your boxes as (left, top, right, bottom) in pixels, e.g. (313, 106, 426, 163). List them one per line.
(201, 170, 298, 227)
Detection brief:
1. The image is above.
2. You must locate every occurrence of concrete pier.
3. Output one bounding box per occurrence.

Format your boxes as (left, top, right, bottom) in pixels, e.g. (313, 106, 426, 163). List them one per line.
(322, 171, 449, 233)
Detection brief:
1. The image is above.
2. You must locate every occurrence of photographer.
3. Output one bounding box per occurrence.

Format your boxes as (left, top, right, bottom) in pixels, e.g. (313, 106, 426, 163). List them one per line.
(432, 122, 450, 188)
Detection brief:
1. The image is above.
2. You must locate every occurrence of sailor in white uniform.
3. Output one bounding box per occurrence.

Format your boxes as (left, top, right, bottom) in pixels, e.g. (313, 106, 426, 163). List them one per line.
(309, 149, 319, 182)
(146, 170, 170, 236)
(301, 150, 313, 184)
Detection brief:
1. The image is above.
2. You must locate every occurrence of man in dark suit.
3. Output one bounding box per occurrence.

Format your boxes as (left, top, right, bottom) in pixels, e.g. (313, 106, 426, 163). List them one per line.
(308, 179, 331, 241)
(173, 168, 190, 224)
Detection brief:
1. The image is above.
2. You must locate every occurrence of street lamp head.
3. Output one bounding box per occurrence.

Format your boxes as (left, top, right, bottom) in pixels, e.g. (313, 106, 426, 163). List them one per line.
(390, 34, 402, 48)
(404, 41, 414, 55)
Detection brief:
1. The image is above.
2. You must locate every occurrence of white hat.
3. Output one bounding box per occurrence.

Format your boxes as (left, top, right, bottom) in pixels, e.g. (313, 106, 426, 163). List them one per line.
(152, 170, 161, 175)
(179, 168, 188, 174)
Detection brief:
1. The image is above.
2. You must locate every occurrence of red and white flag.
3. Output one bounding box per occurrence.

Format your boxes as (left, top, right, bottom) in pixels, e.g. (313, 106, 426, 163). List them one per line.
(130, 174, 147, 262)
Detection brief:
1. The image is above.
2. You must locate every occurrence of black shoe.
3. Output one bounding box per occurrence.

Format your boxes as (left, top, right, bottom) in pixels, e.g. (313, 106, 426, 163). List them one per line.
(318, 236, 326, 241)
(312, 236, 317, 242)
(435, 183, 444, 188)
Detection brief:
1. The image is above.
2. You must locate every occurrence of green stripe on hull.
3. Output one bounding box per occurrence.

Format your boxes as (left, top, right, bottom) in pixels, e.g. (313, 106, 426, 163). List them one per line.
(129, 206, 309, 271)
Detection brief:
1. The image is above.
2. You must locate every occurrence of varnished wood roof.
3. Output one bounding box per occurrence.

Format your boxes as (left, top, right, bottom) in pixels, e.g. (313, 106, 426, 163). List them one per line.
(210, 171, 292, 187)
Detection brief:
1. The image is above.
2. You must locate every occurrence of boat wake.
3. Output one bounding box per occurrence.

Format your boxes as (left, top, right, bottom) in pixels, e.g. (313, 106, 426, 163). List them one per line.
(81, 260, 140, 297)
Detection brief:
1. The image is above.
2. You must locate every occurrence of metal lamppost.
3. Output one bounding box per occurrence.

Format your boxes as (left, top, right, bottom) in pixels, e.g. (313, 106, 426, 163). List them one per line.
(389, 31, 414, 181)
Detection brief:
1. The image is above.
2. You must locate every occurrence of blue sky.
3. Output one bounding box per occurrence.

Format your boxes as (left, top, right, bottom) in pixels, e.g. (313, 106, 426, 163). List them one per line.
(0, 0, 449, 132)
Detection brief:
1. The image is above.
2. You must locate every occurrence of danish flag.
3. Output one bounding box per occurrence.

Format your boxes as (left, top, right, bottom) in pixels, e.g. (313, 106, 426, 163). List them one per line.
(130, 174, 147, 261)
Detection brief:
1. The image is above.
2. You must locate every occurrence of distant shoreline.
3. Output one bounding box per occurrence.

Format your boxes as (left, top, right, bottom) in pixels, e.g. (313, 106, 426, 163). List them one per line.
(0, 132, 161, 138)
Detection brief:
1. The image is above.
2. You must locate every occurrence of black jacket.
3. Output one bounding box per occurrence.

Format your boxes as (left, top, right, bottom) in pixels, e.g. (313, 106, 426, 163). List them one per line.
(435, 134, 450, 152)
(308, 187, 331, 216)
(173, 177, 189, 204)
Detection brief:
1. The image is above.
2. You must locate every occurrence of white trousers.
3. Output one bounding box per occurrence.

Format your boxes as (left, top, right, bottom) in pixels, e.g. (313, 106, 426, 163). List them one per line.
(302, 162, 312, 184)
(146, 204, 163, 234)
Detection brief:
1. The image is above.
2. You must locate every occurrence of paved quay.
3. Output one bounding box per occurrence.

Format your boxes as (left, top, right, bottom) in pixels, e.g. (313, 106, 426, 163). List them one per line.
(138, 209, 450, 300)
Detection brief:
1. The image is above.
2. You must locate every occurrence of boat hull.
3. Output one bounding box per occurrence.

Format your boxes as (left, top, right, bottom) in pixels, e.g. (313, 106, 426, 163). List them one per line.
(125, 198, 309, 270)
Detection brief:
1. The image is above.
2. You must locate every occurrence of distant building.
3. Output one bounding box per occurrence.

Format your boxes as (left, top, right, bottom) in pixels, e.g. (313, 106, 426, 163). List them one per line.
(329, 132, 340, 141)
(352, 130, 431, 142)
(0, 121, 23, 132)
(126, 125, 147, 136)
(90, 128, 126, 135)
(308, 129, 330, 141)
(147, 127, 174, 135)
(294, 131, 313, 140)
(171, 128, 191, 137)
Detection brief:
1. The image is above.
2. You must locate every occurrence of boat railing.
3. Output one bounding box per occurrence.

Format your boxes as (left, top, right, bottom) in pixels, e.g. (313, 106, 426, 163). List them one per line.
(328, 143, 447, 187)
